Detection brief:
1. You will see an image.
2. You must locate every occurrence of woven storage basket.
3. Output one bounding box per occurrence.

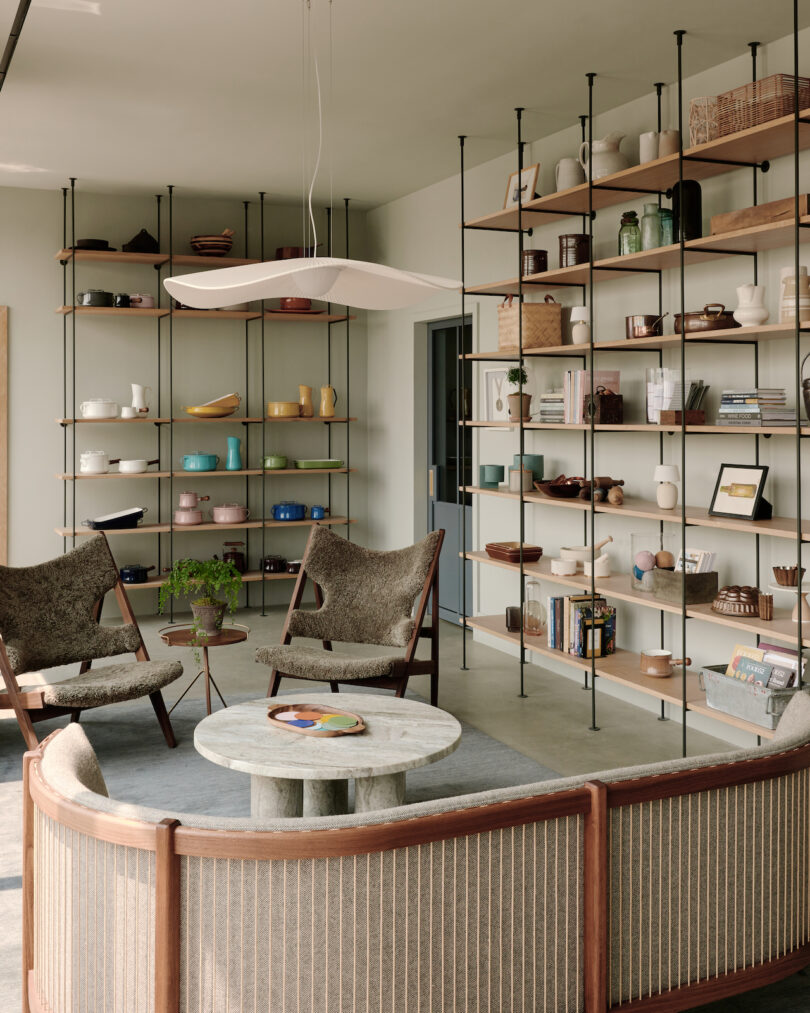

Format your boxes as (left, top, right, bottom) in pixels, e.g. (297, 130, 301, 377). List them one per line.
(717, 73, 810, 138)
(689, 96, 719, 147)
(498, 295, 562, 350)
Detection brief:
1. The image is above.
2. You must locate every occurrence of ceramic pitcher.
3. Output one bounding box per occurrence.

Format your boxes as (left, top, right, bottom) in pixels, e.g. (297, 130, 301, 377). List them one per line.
(578, 131, 630, 180)
(131, 383, 151, 412)
(733, 284, 769, 326)
(319, 385, 338, 418)
(298, 384, 314, 418)
(555, 157, 585, 191)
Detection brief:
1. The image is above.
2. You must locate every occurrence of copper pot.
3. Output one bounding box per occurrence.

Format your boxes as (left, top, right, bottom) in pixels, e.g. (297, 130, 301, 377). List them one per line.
(674, 304, 740, 333)
(625, 313, 668, 339)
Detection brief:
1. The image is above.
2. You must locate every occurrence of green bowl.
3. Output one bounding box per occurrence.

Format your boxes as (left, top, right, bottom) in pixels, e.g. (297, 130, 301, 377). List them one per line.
(294, 459, 344, 470)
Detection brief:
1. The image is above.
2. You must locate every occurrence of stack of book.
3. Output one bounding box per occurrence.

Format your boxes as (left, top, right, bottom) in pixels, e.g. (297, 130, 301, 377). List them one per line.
(723, 642, 804, 688)
(547, 594, 617, 658)
(537, 388, 565, 424)
(563, 370, 620, 424)
(716, 388, 796, 427)
(674, 548, 717, 573)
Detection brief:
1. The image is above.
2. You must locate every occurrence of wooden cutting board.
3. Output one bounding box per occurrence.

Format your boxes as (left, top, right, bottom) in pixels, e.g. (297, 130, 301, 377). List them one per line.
(711, 195, 810, 235)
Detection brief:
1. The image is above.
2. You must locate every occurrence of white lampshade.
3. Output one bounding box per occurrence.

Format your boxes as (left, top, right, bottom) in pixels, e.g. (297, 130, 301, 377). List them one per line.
(654, 464, 680, 483)
(570, 306, 589, 323)
(164, 256, 461, 311)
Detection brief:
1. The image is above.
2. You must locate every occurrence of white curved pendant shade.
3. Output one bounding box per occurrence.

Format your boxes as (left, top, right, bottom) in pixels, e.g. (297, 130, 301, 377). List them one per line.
(164, 256, 461, 311)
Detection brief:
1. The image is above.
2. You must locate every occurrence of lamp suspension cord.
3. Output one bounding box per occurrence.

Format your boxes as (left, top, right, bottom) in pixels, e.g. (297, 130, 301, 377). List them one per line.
(301, 0, 329, 258)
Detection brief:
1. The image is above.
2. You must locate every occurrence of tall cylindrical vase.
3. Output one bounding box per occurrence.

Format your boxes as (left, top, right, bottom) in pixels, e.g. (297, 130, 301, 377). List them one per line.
(226, 436, 242, 471)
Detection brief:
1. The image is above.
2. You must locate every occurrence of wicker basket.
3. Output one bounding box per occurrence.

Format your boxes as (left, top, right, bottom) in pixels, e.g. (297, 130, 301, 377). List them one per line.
(498, 294, 562, 350)
(689, 96, 719, 147)
(717, 73, 810, 138)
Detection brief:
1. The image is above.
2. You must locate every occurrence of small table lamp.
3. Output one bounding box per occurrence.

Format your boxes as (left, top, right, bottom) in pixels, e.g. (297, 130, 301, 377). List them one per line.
(654, 464, 680, 509)
(570, 306, 590, 345)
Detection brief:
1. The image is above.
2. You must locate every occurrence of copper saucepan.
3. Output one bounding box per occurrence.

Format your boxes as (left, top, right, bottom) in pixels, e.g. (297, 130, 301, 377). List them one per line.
(625, 313, 668, 339)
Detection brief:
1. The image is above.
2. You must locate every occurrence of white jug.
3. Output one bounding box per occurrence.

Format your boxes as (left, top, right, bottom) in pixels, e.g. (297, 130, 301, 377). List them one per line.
(131, 383, 152, 413)
(555, 157, 585, 192)
(733, 284, 769, 327)
(578, 131, 631, 180)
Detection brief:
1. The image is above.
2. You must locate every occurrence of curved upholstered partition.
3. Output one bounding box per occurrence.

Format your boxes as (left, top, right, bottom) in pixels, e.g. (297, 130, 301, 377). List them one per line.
(22, 695, 810, 1013)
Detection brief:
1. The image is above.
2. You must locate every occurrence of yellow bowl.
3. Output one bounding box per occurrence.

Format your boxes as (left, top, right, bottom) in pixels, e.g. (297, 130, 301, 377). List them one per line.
(201, 392, 241, 409)
(182, 405, 237, 418)
(267, 401, 300, 418)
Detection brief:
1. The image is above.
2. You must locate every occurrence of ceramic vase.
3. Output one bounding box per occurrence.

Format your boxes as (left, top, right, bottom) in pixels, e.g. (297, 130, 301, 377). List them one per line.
(733, 284, 769, 326)
(298, 384, 314, 418)
(226, 436, 242, 471)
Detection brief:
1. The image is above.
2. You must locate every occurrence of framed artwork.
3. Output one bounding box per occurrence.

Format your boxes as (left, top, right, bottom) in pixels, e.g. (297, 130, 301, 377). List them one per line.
(483, 367, 509, 424)
(503, 163, 540, 209)
(708, 463, 770, 520)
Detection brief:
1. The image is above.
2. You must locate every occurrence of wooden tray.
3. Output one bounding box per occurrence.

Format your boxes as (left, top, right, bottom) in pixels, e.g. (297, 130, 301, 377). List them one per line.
(267, 703, 366, 737)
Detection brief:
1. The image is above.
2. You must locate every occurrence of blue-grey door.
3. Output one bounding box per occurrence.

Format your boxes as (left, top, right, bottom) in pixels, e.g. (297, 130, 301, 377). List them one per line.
(428, 317, 472, 624)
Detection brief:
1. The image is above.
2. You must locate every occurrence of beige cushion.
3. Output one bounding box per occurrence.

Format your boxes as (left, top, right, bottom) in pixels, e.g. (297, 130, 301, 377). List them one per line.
(255, 644, 396, 681)
(22, 659, 183, 708)
(40, 723, 109, 797)
(773, 688, 810, 741)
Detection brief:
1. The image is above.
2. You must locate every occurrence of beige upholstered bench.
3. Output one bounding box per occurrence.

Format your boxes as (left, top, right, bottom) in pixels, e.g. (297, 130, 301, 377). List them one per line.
(23, 693, 810, 1013)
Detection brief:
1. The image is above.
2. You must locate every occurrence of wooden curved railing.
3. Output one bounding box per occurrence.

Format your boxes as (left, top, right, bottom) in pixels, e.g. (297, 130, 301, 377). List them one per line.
(22, 732, 810, 1013)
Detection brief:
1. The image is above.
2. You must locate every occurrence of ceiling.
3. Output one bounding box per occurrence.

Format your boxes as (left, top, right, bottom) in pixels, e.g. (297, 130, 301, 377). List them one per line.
(0, 0, 807, 208)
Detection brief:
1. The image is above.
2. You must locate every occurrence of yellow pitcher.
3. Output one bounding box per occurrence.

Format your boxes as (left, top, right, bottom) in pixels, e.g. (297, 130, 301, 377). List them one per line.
(319, 385, 338, 418)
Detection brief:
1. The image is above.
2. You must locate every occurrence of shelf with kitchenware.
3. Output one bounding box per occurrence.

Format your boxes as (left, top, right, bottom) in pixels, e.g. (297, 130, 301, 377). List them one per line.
(122, 569, 299, 592)
(55, 248, 261, 268)
(55, 516, 356, 538)
(463, 484, 810, 543)
(463, 614, 775, 739)
(54, 305, 353, 323)
(57, 467, 355, 480)
(463, 106, 810, 233)
(465, 550, 810, 650)
(464, 216, 810, 297)
(57, 415, 357, 425)
(461, 419, 810, 435)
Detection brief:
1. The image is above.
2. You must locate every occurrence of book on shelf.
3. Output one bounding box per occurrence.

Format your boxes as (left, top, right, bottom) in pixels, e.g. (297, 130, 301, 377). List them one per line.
(722, 642, 804, 688)
(546, 593, 614, 657)
(563, 371, 620, 424)
(675, 549, 716, 573)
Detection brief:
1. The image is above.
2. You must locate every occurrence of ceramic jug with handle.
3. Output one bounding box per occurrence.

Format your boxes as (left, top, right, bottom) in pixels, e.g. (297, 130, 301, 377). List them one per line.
(733, 284, 769, 326)
(578, 131, 630, 180)
(319, 385, 338, 418)
(555, 157, 585, 191)
(131, 383, 152, 413)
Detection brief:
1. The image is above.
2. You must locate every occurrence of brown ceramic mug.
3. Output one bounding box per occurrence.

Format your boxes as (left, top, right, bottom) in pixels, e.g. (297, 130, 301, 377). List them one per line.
(640, 649, 691, 678)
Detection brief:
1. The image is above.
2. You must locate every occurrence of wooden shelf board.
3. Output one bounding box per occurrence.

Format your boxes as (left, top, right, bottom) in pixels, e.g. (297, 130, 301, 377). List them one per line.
(172, 309, 261, 320)
(57, 416, 357, 426)
(56, 306, 169, 318)
(58, 472, 170, 480)
(464, 614, 702, 707)
(118, 569, 298, 591)
(171, 417, 263, 424)
(265, 416, 357, 424)
(465, 486, 810, 541)
(263, 312, 353, 323)
(463, 108, 810, 233)
(686, 699, 775, 740)
(57, 417, 172, 425)
(56, 516, 355, 537)
(260, 467, 353, 475)
(170, 254, 260, 267)
(170, 468, 353, 477)
(461, 419, 810, 435)
(55, 249, 167, 265)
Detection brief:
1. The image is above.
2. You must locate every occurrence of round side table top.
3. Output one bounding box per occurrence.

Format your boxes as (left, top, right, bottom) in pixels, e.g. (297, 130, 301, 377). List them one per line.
(194, 694, 462, 781)
(160, 625, 248, 649)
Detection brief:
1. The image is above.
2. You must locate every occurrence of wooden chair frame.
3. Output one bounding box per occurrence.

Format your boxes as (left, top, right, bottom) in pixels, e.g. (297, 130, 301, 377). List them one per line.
(267, 528, 445, 706)
(0, 534, 176, 750)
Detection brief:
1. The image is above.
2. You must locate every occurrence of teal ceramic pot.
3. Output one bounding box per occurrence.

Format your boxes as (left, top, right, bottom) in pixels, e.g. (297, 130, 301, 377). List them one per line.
(182, 452, 219, 471)
(479, 464, 505, 490)
(512, 454, 544, 482)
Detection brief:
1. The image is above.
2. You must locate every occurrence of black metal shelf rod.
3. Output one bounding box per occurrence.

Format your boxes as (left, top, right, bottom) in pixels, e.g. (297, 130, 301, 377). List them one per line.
(458, 134, 469, 671)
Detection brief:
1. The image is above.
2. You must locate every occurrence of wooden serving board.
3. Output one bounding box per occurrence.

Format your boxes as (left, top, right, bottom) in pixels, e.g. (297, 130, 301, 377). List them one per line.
(266, 703, 366, 737)
(710, 194, 810, 235)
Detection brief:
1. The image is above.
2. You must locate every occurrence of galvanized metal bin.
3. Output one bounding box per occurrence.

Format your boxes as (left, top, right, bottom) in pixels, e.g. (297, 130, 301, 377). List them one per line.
(699, 665, 799, 730)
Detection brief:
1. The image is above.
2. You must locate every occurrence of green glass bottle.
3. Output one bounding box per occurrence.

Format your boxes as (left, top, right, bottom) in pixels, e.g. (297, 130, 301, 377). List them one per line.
(618, 211, 641, 255)
(641, 203, 662, 251)
(660, 208, 674, 246)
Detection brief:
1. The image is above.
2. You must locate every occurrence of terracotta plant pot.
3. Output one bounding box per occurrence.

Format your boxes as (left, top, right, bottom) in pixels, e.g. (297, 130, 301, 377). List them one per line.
(507, 392, 532, 421)
(191, 601, 226, 636)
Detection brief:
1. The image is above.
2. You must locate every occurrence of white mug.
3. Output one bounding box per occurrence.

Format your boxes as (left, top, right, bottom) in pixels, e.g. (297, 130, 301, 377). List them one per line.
(120, 406, 137, 419)
(658, 129, 681, 157)
(639, 131, 659, 163)
(555, 157, 585, 192)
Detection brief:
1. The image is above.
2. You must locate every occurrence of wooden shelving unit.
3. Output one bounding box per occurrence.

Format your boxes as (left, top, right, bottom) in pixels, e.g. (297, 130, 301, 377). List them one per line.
(56, 517, 356, 538)
(458, 59, 808, 752)
(58, 467, 354, 480)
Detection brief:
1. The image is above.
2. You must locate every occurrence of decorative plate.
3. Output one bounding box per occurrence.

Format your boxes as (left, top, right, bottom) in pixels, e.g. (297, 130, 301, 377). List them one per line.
(267, 703, 366, 737)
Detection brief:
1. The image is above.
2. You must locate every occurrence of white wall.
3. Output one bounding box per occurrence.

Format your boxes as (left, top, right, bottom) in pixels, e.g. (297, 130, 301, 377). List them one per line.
(364, 30, 810, 742)
(0, 186, 368, 612)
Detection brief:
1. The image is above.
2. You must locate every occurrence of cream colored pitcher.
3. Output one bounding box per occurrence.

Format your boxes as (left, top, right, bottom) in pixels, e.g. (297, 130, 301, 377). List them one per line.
(319, 385, 338, 418)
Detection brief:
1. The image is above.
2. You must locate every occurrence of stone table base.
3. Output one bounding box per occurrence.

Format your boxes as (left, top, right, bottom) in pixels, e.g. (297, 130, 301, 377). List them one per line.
(251, 775, 349, 818)
(355, 771, 406, 813)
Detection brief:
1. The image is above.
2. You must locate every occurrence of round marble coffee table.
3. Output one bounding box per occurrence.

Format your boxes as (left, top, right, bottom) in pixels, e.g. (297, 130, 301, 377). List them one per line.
(193, 694, 462, 818)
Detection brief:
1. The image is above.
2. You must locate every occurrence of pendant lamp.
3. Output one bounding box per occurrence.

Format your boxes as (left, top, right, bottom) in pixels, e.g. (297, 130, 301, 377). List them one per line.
(164, 1, 460, 311)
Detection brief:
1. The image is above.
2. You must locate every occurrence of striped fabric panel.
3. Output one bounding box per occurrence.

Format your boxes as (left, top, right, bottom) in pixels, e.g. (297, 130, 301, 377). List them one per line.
(607, 769, 810, 1005)
(179, 816, 585, 1013)
(32, 807, 155, 1013)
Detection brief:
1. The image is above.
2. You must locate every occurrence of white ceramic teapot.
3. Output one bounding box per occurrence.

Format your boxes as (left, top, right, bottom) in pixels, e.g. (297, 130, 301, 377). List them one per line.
(733, 284, 769, 327)
(578, 131, 631, 180)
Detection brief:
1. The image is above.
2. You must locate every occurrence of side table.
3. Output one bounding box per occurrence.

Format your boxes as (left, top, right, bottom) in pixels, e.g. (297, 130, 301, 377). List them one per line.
(159, 623, 249, 715)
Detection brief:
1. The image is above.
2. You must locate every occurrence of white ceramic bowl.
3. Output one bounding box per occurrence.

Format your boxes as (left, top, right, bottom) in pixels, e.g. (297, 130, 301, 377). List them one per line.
(80, 399, 118, 419)
(79, 450, 109, 474)
(118, 459, 149, 474)
(550, 558, 578, 576)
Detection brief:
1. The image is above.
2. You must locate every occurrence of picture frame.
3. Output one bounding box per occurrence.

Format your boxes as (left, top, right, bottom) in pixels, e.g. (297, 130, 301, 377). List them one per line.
(483, 367, 510, 425)
(708, 462, 771, 520)
(503, 163, 540, 209)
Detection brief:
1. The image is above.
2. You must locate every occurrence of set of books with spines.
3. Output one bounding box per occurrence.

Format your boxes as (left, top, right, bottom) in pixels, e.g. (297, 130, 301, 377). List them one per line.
(716, 388, 795, 427)
(723, 642, 804, 689)
(547, 594, 617, 659)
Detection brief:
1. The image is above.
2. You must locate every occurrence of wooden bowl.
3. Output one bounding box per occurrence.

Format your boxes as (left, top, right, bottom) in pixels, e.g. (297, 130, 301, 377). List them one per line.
(534, 480, 582, 498)
(182, 405, 237, 419)
(267, 401, 300, 418)
(773, 566, 806, 587)
(267, 703, 365, 737)
(485, 541, 543, 564)
(190, 234, 234, 257)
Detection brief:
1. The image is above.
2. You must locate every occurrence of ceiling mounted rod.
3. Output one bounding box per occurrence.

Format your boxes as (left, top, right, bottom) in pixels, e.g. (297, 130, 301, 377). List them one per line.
(0, 0, 32, 93)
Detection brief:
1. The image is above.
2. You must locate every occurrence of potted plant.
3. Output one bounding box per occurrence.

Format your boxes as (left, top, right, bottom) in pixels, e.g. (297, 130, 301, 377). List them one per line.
(158, 557, 242, 637)
(506, 366, 531, 421)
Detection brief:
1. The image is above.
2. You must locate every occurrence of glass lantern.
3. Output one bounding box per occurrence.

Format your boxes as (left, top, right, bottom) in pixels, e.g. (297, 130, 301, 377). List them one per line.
(523, 580, 547, 636)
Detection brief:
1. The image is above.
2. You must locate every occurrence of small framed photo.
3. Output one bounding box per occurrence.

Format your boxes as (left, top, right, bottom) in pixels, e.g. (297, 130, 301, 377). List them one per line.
(708, 463, 769, 519)
(504, 163, 540, 209)
(483, 367, 509, 424)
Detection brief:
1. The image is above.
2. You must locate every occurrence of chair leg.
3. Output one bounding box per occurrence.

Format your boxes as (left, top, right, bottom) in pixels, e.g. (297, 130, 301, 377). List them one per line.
(430, 670, 439, 708)
(268, 671, 282, 698)
(330, 682, 340, 694)
(149, 691, 177, 749)
(394, 678, 408, 699)
(69, 710, 82, 723)
(16, 710, 39, 751)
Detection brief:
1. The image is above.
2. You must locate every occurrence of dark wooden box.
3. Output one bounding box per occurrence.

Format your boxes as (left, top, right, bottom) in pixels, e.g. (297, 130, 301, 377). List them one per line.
(659, 409, 706, 426)
(653, 568, 719, 605)
(586, 390, 623, 425)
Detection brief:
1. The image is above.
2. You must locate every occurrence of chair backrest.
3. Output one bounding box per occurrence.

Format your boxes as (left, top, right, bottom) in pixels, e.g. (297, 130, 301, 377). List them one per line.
(288, 527, 442, 647)
(0, 535, 141, 675)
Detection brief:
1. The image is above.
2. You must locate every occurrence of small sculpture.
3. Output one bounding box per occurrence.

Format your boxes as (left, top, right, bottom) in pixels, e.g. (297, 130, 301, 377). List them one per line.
(607, 485, 624, 506)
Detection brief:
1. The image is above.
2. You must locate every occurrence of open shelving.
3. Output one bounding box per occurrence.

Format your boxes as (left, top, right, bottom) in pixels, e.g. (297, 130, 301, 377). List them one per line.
(457, 32, 808, 754)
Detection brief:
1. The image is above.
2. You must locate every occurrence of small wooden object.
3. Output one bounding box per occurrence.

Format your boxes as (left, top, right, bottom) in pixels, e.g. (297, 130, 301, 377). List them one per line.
(758, 593, 774, 621)
(586, 387, 623, 425)
(606, 486, 623, 506)
(711, 194, 810, 236)
(267, 702, 366, 738)
(653, 569, 719, 605)
(659, 410, 706, 426)
(497, 294, 562, 350)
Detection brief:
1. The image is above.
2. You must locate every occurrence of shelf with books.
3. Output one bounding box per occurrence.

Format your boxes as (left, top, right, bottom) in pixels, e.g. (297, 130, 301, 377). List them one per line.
(461, 420, 810, 435)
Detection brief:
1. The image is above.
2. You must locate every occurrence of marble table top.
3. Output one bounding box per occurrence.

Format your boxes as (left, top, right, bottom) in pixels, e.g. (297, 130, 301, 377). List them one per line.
(194, 694, 462, 780)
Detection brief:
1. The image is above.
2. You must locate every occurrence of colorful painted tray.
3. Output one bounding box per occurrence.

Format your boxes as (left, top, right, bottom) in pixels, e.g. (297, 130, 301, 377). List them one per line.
(293, 459, 344, 469)
(267, 703, 366, 737)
